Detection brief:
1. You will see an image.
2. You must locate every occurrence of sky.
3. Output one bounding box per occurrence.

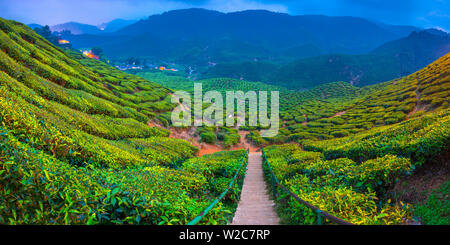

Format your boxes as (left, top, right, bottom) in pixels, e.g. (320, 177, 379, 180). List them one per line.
(1, 0, 449, 31)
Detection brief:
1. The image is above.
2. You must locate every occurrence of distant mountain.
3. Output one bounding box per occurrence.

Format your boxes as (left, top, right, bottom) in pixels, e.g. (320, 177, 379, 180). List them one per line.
(51, 22, 103, 35)
(62, 8, 419, 63)
(423, 28, 450, 36)
(372, 21, 419, 37)
(97, 19, 137, 32)
(371, 29, 450, 72)
(201, 29, 450, 89)
(49, 19, 137, 35)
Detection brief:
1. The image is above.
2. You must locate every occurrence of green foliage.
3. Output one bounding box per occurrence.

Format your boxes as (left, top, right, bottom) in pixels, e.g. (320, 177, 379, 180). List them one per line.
(264, 144, 413, 225)
(0, 127, 246, 224)
(196, 127, 217, 144)
(303, 109, 450, 166)
(218, 127, 240, 149)
(200, 131, 217, 144)
(414, 181, 450, 225)
(182, 150, 248, 203)
(0, 18, 247, 225)
(145, 53, 449, 145)
(195, 126, 241, 148)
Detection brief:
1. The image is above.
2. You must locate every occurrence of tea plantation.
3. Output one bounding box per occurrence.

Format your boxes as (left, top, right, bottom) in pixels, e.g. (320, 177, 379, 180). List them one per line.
(0, 18, 247, 224)
(0, 17, 448, 225)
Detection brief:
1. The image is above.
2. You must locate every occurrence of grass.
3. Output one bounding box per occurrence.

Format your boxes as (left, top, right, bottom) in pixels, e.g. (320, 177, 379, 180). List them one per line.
(414, 181, 450, 225)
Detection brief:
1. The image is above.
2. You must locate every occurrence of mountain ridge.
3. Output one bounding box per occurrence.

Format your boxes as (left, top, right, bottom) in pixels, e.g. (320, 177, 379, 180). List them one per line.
(60, 8, 420, 62)
(49, 19, 137, 35)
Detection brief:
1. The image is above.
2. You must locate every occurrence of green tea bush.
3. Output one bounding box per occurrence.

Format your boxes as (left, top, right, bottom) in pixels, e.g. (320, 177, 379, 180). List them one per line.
(0, 126, 247, 224)
(263, 144, 412, 225)
(304, 109, 450, 165)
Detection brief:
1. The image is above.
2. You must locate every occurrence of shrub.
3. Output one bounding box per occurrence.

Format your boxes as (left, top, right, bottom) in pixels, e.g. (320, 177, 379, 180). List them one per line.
(200, 131, 217, 144)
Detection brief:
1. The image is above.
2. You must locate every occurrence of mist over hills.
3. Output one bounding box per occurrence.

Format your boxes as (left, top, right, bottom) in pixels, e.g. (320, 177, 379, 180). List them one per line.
(45, 19, 137, 35)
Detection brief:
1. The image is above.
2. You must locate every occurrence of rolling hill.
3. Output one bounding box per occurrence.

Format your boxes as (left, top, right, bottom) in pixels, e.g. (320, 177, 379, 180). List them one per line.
(137, 53, 450, 224)
(141, 51, 449, 144)
(97, 19, 137, 32)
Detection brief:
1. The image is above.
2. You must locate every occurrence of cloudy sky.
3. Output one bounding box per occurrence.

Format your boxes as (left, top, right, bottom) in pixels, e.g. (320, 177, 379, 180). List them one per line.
(1, 0, 449, 31)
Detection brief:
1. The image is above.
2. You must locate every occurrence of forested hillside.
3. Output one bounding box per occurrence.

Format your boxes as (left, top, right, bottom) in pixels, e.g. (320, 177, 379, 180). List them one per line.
(62, 8, 418, 63)
(201, 29, 450, 89)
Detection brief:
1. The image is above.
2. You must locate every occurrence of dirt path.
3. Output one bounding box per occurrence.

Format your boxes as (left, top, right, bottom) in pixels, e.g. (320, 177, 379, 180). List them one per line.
(328, 110, 346, 118)
(150, 93, 260, 155)
(149, 119, 257, 156)
(197, 130, 258, 156)
(302, 114, 308, 126)
(231, 152, 280, 225)
(407, 85, 426, 120)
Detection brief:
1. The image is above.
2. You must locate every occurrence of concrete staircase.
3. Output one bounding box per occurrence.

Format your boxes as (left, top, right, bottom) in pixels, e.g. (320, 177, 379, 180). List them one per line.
(231, 152, 280, 225)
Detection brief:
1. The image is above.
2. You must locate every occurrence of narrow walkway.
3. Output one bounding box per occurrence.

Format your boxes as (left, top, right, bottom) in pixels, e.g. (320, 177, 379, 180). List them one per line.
(231, 152, 280, 225)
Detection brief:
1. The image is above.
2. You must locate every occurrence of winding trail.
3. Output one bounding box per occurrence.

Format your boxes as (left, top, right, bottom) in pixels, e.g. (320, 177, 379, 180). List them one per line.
(231, 152, 280, 225)
(406, 76, 426, 120)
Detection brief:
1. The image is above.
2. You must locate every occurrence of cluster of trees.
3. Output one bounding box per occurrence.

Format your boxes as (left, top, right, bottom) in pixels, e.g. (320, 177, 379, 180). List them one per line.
(33, 25, 59, 45)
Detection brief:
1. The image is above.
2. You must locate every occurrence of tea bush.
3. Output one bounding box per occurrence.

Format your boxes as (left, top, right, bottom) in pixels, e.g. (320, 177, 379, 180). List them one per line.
(303, 109, 450, 166)
(0, 128, 247, 224)
(263, 144, 413, 225)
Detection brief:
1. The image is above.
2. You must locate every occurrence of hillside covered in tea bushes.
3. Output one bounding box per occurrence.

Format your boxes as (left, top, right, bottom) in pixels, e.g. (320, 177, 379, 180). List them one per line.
(264, 108, 449, 224)
(140, 53, 449, 147)
(0, 18, 248, 224)
(140, 53, 449, 224)
(260, 54, 449, 225)
(232, 53, 450, 146)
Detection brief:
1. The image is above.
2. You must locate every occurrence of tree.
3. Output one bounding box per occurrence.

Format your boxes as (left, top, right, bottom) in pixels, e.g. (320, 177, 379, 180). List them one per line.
(34, 25, 58, 44)
(37, 25, 51, 37)
(91, 47, 104, 57)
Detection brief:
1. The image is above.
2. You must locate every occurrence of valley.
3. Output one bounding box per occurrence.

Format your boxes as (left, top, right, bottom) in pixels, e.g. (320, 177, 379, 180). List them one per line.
(49, 9, 450, 90)
(0, 6, 449, 226)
